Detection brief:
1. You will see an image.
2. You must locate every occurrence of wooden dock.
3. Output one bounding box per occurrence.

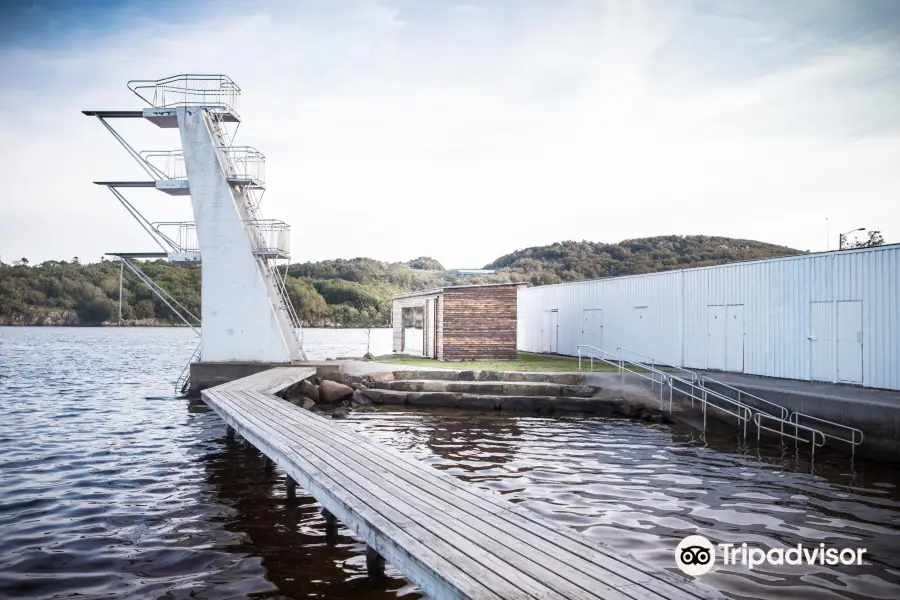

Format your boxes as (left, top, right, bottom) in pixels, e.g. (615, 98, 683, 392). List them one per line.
(202, 367, 718, 600)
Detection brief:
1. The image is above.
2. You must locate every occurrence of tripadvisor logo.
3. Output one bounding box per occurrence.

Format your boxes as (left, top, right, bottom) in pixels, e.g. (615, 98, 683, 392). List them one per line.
(675, 535, 716, 576)
(675, 535, 867, 576)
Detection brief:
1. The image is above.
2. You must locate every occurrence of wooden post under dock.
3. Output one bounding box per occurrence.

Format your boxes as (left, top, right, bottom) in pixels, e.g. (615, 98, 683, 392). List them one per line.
(202, 367, 719, 600)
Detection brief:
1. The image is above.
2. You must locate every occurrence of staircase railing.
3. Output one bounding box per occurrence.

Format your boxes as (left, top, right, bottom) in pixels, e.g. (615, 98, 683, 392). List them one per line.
(699, 375, 789, 425)
(665, 372, 754, 436)
(175, 342, 202, 395)
(616, 346, 698, 388)
(755, 413, 825, 459)
(788, 413, 864, 456)
(577, 345, 671, 409)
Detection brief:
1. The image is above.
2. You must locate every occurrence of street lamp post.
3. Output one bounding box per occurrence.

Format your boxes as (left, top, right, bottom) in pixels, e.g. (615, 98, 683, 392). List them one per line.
(839, 227, 866, 250)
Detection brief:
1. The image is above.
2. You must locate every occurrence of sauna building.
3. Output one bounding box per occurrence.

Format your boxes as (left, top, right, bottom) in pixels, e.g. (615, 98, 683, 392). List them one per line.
(392, 283, 526, 360)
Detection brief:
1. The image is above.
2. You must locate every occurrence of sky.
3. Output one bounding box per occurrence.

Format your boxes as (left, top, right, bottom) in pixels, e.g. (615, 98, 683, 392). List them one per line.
(0, 0, 898, 268)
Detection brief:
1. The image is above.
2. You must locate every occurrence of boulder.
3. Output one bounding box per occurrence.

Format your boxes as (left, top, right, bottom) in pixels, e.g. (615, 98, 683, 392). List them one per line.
(360, 389, 385, 404)
(302, 398, 316, 410)
(351, 390, 372, 407)
(298, 379, 319, 402)
(319, 379, 354, 403)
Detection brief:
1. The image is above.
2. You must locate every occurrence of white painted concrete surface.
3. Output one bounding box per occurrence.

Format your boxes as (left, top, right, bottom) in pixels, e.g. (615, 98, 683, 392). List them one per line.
(177, 108, 296, 363)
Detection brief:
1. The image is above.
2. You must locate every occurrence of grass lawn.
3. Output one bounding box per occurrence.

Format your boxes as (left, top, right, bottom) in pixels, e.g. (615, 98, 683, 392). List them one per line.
(370, 352, 623, 372)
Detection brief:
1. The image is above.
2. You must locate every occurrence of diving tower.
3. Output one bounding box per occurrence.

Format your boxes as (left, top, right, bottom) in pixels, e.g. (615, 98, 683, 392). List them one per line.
(84, 74, 306, 375)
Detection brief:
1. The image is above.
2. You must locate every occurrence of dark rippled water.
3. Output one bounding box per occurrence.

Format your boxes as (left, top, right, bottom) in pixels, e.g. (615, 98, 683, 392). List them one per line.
(2, 327, 900, 599)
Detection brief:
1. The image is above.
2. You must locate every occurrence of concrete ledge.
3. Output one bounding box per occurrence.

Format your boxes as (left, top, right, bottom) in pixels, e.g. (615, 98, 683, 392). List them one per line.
(705, 381, 900, 460)
(189, 362, 289, 395)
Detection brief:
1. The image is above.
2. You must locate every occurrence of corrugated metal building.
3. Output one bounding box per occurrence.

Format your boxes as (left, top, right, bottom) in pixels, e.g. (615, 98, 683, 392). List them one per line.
(518, 244, 900, 390)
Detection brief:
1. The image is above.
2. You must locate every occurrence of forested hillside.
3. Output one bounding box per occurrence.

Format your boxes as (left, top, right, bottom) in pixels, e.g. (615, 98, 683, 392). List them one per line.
(0, 236, 806, 327)
(482, 235, 803, 285)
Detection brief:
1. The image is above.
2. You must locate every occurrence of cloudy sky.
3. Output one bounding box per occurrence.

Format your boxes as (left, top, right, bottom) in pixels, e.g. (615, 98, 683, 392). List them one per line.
(1, 0, 898, 268)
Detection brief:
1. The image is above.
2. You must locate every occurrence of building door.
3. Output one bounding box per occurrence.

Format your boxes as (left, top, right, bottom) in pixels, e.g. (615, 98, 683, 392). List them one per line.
(549, 310, 559, 353)
(707, 305, 726, 370)
(631, 306, 649, 354)
(542, 309, 558, 353)
(809, 301, 834, 382)
(725, 305, 744, 372)
(581, 309, 603, 350)
(837, 300, 863, 383)
(541, 310, 551, 353)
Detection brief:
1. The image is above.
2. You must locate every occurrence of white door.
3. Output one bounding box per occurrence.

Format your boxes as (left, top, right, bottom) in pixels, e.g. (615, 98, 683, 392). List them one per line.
(632, 306, 649, 354)
(707, 305, 726, 370)
(725, 305, 744, 372)
(549, 310, 559, 353)
(541, 311, 552, 352)
(809, 301, 834, 381)
(837, 300, 863, 383)
(581, 309, 603, 350)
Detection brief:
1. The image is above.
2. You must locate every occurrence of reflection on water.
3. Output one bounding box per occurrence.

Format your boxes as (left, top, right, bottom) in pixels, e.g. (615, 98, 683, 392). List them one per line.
(345, 409, 900, 600)
(1, 327, 899, 599)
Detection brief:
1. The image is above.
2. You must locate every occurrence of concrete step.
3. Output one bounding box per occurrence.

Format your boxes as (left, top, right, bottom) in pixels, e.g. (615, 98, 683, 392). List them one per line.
(387, 370, 584, 385)
(372, 379, 595, 398)
(359, 388, 667, 420)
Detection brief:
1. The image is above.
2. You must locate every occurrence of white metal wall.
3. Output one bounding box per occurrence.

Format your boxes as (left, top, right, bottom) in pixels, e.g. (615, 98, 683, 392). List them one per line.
(518, 245, 900, 391)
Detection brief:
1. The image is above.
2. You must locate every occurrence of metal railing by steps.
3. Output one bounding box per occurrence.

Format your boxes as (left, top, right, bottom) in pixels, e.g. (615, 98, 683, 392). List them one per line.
(581, 346, 864, 457)
(576, 345, 672, 410)
(175, 342, 201, 395)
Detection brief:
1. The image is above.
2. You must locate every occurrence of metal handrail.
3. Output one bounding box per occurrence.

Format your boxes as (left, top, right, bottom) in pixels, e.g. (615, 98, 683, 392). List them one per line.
(175, 342, 201, 395)
(755, 413, 825, 459)
(788, 413, 864, 455)
(667, 373, 753, 435)
(617, 346, 699, 384)
(128, 74, 241, 115)
(699, 375, 789, 422)
(577, 345, 671, 409)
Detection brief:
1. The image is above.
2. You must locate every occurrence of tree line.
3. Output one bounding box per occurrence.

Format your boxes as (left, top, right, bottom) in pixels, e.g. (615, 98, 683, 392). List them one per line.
(0, 234, 886, 327)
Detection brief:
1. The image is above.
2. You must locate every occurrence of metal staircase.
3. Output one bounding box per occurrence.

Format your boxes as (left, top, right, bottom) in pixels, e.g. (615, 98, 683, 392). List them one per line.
(577, 345, 864, 458)
(205, 111, 307, 361)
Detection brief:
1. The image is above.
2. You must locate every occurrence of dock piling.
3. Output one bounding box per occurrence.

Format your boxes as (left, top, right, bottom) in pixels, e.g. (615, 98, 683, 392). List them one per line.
(225, 425, 235, 442)
(285, 475, 297, 499)
(321, 508, 339, 541)
(366, 545, 386, 582)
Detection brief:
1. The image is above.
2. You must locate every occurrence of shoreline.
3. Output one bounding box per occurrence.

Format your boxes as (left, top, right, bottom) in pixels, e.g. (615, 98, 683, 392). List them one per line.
(0, 323, 390, 329)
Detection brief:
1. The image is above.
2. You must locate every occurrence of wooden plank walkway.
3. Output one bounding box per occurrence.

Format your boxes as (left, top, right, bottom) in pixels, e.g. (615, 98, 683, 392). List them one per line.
(202, 367, 719, 600)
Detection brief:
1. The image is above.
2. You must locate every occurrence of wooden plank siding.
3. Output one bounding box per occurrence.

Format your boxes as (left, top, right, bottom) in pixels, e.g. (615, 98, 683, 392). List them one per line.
(441, 285, 519, 360)
(202, 367, 719, 600)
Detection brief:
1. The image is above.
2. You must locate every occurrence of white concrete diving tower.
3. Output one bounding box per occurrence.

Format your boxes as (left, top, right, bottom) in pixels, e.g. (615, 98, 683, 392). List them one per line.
(84, 75, 305, 369)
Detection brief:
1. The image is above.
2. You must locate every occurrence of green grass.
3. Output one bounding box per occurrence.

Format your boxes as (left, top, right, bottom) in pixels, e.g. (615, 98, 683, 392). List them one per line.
(370, 352, 623, 372)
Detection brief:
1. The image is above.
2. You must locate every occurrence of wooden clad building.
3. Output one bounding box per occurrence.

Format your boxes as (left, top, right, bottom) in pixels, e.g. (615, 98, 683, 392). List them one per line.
(392, 283, 526, 360)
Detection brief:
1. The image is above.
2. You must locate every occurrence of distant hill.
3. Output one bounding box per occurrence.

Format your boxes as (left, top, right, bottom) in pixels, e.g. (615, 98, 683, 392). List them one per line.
(482, 236, 804, 285)
(0, 237, 803, 327)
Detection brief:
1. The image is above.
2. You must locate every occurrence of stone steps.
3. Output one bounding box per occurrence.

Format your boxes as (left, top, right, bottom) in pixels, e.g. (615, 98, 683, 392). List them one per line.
(387, 370, 584, 385)
(371, 379, 595, 397)
(360, 388, 643, 416)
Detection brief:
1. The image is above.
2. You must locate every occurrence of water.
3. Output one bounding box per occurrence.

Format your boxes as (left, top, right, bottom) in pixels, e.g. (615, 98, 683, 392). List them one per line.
(1, 327, 899, 599)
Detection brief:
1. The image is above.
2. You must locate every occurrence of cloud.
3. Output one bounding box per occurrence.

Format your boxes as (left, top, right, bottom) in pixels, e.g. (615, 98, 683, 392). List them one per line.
(0, 0, 898, 267)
